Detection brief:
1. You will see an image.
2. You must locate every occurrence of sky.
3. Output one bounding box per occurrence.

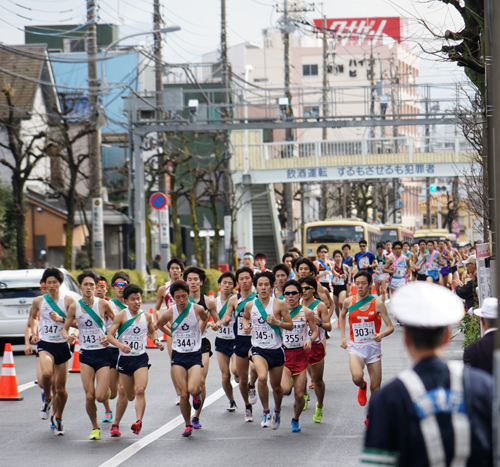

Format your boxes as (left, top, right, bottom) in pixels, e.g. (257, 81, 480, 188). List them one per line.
(0, 0, 467, 84)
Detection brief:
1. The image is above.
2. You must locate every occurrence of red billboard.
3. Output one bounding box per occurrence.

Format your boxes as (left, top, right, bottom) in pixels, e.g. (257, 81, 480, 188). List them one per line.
(313, 17, 408, 48)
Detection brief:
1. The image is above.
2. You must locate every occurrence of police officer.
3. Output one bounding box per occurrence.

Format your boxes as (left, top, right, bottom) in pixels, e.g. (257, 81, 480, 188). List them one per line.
(361, 282, 493, 467)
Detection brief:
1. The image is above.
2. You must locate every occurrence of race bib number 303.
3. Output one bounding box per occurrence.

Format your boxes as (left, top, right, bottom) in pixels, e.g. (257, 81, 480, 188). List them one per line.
(352, 321, 375, 343)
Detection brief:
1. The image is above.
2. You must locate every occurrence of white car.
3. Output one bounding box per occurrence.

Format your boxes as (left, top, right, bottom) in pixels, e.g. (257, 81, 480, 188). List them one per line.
(0, 269, 82, 344)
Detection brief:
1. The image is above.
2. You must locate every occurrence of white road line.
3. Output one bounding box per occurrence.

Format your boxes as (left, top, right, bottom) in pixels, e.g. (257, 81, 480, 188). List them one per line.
(99, 382, 237, 467)
(18, 381, 37, 393)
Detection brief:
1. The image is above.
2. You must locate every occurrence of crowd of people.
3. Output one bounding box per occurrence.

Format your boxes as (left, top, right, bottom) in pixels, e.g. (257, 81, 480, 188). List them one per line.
(22, 238, 493, 465)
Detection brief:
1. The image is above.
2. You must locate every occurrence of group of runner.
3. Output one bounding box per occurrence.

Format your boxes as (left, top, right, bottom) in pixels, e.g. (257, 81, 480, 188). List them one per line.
(23, 237, 474, 440)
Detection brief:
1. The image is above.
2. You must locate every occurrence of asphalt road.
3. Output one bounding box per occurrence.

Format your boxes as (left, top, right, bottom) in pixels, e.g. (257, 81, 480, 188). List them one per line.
(1, 302, 465, 467)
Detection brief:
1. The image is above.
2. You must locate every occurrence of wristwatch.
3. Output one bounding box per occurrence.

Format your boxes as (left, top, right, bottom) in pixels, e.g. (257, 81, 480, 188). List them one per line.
(318, 319, 324, 327)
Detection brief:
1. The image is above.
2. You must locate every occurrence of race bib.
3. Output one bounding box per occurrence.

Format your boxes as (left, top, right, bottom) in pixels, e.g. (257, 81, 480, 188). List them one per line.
(80, 329, 102, 349)
(395, 267, 405, 278)
(359, 257, 369, 269)
(218, 323, 235, 340)
(237, 316, 249, 337)
(123, 335, 145, 355)
(283, 323, 306, 349)
(336, 277, 345, 286)
(42, 319, 63, 340)
(352, 321, 375, 343)
(174, 332, 199, 353)
(253, 324, 275, 347)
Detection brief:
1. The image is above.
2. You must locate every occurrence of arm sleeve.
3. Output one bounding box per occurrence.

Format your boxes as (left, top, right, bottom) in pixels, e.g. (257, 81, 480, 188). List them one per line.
(463, 342, 476, 367)
(455, 281, 472, 300)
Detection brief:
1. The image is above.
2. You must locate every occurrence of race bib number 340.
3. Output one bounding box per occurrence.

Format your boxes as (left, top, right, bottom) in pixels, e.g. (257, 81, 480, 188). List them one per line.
(352, 321, 375, 343)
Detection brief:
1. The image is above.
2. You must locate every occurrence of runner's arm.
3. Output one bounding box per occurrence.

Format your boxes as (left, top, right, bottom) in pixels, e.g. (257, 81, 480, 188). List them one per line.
(62, 303, 77, 343)
(382, 258, 393, 274)
(156, 308, 173, 337)
(317, 302, 332, 332)
(315, 261, 328, 279)
(339, 297, 351, 348)
(206, 297, 221, 330)
(106, 311, 128, 351)
(374, 301, 394, 342)
(24, 309, 36, 354)
(154, 285, 166, 323)
(304, 308, 318, 346)
(146, 313, 164, 350)
(222, 296, 237, 326)
(194, 303, 209, 335)
(269, 301, 293, 331)
(242, 302, 253, 335)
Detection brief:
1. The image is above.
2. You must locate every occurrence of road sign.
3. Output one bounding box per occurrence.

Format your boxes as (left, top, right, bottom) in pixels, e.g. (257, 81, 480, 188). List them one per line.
(150, 192, 168, 210)
(451, 220, 460, 233)
(396, 199, 402, 208)
(371, 221, 379, 225)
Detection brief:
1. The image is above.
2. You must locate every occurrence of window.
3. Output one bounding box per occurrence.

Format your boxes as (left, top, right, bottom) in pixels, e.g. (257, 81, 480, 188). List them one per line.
(303, 65, 318, 76)
(303, 106, 320, 118)
(306, 225, 364, 244)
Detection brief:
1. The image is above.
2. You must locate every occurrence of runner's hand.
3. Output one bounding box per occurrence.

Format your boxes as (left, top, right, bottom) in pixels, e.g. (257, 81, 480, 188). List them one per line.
(66, 334, 76, 345)
(50, 311, 63, 322)
(372, 333, 383, 342)
(244, 324, 251, 335)
(266, 315, 279, 326)
(24, 343, 33, 355)
(156, 341, 165, 351)
(120, 343, 131, 354)
(30, 334, 39, 345)
(222, 315, 230, 326)
(303, 339, 312, 352)
(340, 337, 347, 349)
(100, 336, 109, 347)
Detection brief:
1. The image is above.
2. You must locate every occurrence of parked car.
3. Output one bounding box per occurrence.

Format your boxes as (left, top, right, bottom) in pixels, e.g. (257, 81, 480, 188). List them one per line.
(0, 269, 81, 345)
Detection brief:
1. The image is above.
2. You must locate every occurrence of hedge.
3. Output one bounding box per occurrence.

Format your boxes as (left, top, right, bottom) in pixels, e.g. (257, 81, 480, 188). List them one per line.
(459, 311, 481, 348)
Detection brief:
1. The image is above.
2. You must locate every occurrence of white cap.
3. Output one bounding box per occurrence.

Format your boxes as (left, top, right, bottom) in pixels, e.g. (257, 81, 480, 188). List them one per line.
(474, 297, 498, 319)
(392, 282, 464, 327)
(464, 255, 476, 265)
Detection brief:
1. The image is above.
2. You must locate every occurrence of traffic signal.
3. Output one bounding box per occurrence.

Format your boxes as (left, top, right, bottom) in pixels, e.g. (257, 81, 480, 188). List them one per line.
(429, 185, 447, 193)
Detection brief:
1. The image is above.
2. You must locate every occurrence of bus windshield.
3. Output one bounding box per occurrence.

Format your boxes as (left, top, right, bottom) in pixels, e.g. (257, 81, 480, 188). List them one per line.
(306, 225, 365, 244)
(381, 229, 398, 243)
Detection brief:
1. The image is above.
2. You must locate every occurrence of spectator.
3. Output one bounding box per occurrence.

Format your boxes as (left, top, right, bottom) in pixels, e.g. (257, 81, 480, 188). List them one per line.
(153, 254, 162, 270)
(453, 255, 477, 310)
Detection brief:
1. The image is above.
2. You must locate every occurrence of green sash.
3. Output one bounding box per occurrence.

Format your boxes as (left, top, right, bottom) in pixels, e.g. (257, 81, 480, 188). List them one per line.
(43, 294, 66, 318)
(305, 299, 321, 311)
(171, 304, 191, 332)
(255, 298, 282, 338)
(289, 305, 302, 319)
(111, 298, 127, 310)
(188, 296, 196, 304)
(117, 311, 144, 338)
(279, 294, 284, 300)
(79, 299, 107, 335)
(218, 297, 231, 320)
(348, 295, 375, 314)
(235, 292, 257, 317)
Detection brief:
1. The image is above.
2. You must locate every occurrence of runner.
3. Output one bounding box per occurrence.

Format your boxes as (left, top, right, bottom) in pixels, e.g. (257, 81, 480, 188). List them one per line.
(383, 240, 394, 259)
(184, 266, 221, 429)
(105, 272, 132, 437)
(282, 252, 294, 273)
(106, 284, 165, 436)
(222, 267, 258, 422)
(425, 240, 442, 284)
(354, 239, 378, 277)
(214, 272, 239, 412)
(332, 250, 350, 320)
(410, 242, 420, 281)
(280, 279, 318, 432)
(437, 240, 454, 289)
(414, 240, 429, 281)
(242, 271, 293, 429)
(447, 239, 462, 284)
(342, 243, 354, 296)
(383, 241, 412, 295)
(339, 271, 394, 417)
(242, 252, 260, 273)
(254, 253, 268, 272)
(288, 247, 302, 259)
(272, 263, 290, 299)
(156, 281, 207, 438)
(314, 245, 335, 293)
(402, 241, 411, 258)
(154, 258, 184, 405)
(298, 276, 332, 423)
(372, 243, 388, 303)
(295, 257, 333, 316)
(28, 268, 76, 435)
(62, 269, 115, 441)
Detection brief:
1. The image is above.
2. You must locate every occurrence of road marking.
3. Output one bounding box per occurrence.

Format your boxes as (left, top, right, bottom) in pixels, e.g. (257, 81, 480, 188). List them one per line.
(99, 382, 237, 467)
(18, 381, 37, 393)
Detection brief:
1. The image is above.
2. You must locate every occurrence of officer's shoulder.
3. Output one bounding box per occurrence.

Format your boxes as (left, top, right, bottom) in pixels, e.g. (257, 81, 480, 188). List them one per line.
(467, 366, 493, 390)
(370, 378, 408, 409)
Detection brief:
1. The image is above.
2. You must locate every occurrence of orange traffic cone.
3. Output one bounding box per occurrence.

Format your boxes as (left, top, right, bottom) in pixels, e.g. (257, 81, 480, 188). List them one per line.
(208, 290, 215, 322)
(147, 309, 157, 348)
(0, 343, 23, 400)
(351, 283, 357, 296)
(69, 340, 81, 373)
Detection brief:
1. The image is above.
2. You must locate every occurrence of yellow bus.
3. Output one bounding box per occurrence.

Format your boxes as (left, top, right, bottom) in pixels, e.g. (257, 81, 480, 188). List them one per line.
(303, 218, 382, 259)
(414, 229, 457, 246)
(380, 224, 414, 245)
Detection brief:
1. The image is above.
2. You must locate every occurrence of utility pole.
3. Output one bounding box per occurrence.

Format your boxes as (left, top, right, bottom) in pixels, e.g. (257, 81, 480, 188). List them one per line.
(153, 0, 170, 269)
(86, 0, 105, 268)
(425, 94, 432, 228)
(390, 55, 399, 153)
(320, 10, 328, 220)
(368, 41, 376, 151)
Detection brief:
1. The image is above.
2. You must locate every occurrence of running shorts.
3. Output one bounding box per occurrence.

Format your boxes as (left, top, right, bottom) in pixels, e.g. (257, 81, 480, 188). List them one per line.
(214, 337, 235, 357)
(201, 337, 213, 357)
(390, 277, 407, 290)
(305, 341, 326, 366)
(450, 265, 458, 275)
(284, 348, 309, 375)
(234, 335, 252, 358)
(333, 284, 347, 297)
(79, 348, 111, 372)
(373, 273, 387, 283)
(117, 353, 150, 377)
(319, 282, 331, 292)
(426, 270, 439, 282)
(107, 347, 120, 369)
(171, 349, 203, 370)
(250, 346, 285, 370)
(416, 273, 427, 282)
(348, 340, 382, 365)
(440, 267, 450, 276)
(37, 340, 71, 366)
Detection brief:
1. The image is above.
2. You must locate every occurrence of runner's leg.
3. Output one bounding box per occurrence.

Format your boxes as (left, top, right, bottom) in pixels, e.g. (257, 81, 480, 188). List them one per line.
(310, 360, 325, 408)
(252, 355, 270, 411)
(172, 365, 190, 425)
(292, 371, 307, 420)
(132, 367, 148, 421)
(349, 353, 366, 389)
(366, 360, 382, 400)
(193, 352, 209, 419)
(216, 351, 234, 402)
(269, 365, 284, 411)
(80, 363, 99, 429)
(236, 356, 251, 405)
(38, 351, 55, 399)
(53, 361, 69, 418)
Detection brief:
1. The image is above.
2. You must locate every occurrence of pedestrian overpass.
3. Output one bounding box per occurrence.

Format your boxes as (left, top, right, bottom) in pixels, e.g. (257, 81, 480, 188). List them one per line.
(232, 134, 476, 265)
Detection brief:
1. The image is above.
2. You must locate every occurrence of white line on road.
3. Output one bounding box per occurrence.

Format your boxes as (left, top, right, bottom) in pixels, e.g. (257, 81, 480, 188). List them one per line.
(18, 381, 37, 393)
(99, 382, 237, 467)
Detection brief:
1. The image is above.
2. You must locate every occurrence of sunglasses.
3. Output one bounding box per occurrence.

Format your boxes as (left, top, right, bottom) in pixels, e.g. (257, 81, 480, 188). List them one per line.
(113, 282, 128, 287)
(284, 290, 299, 296)
(319, 250, 328, 254)
(301, 285, 314, 290)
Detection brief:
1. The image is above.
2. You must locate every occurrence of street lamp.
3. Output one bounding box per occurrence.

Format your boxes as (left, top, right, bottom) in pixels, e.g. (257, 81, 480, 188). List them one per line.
(100, 26, 181, 95)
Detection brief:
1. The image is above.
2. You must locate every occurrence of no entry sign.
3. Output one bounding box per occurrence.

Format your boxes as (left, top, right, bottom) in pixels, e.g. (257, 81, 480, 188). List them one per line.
(150, 192, 168, 210)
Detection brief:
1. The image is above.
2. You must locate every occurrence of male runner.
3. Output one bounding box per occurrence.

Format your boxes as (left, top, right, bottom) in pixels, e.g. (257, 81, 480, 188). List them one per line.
(295, 257, 333, 315)
(414, 239, 429, 281)
(342, 243, 354, 296)
(437, 240, 454, 288)
(354, 239, 378, 276)
(62, 269, 115, 440)
(383, 240, 394, 259)
(103, 272, 132, 436)
(314, 245, 335, 292)
(254, 253, 268, 272)
(242, 252, 260, 272)
(383, 241, 412, 295)
(28, 268, 76, 435)
(402, 241, 411, 258)
(280, 279, 318, 432)
(282, 252, 294, 272)
(331, 250, 350, 320)
(222, 267, 258, 422)
(272, 263, 290, 299)
(156, 281, 207, 438)
(339, 271, 393, 415)
(425, 240, 442, 283)
(154, 259, 184, 405)
(184, 266, 221, 429)
(447, 239, 462, 283)
(242, 271, 293, 429)
(107, 284, 164, 436)
(373, 243, 388, 302)
(214, 272, 238, 411)
(288, 247, 302, 259)
(298, 276, 332, 423)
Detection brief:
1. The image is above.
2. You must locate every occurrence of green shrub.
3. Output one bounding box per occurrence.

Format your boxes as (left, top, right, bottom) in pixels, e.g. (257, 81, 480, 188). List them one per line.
(201, 268, 222, 296)
(459, 311, 481, 348)
(151, 268, 170, 290)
